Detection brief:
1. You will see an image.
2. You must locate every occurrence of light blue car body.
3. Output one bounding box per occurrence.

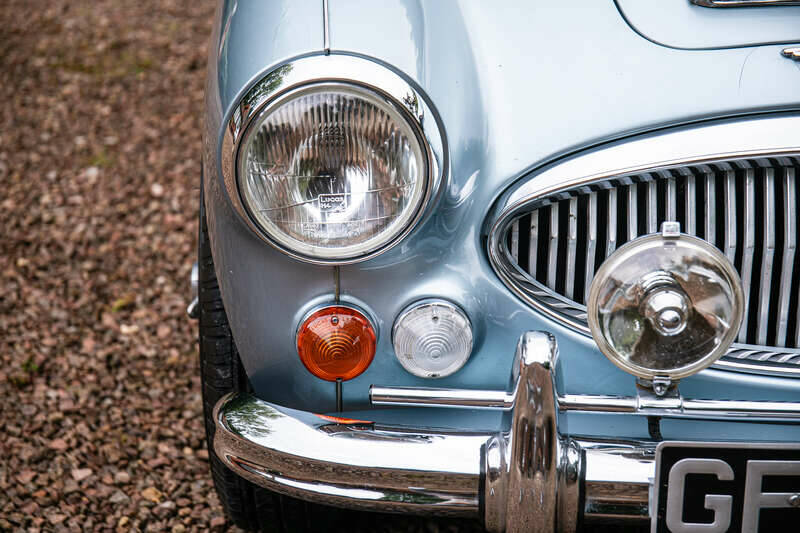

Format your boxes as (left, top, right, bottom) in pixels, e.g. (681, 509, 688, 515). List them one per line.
(202, 0, 800, 442)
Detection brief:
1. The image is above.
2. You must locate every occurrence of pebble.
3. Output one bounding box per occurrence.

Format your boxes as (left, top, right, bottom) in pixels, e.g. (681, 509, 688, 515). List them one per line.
(71, 468, 93, 482)
(141, 487, 162, 503)
(109, 490, 129, 505)
(153, 501, 177, 519)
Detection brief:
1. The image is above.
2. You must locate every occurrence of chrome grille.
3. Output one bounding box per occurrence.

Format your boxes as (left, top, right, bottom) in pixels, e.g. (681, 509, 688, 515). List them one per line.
(507, 156, 800, 350)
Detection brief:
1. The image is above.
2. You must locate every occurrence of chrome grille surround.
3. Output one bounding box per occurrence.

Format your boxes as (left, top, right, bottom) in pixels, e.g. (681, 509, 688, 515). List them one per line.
(487, 115, 800, 377)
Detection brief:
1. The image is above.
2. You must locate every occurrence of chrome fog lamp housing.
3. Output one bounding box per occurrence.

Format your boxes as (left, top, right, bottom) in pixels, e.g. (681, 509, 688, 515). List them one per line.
(587, 222, 744, 382)
(221, 55, 445, 264)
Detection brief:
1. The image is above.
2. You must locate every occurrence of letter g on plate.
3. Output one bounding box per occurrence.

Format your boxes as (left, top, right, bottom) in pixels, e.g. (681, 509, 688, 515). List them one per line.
(665, 458, 734, 533)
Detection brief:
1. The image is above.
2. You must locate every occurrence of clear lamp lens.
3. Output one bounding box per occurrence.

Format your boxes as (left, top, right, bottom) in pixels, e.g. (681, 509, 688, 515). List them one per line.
(238, 84, 428, 260)
(392, 301, 473, 378)
(587, 230, 744, 380)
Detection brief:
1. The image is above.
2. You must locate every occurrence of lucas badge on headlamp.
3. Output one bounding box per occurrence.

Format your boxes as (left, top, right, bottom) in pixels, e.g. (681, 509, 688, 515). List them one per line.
(587, 221, 745, 385)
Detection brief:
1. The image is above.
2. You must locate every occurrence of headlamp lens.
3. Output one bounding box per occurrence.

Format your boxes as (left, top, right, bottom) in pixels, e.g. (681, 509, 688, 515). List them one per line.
(238, 84, 428, 260)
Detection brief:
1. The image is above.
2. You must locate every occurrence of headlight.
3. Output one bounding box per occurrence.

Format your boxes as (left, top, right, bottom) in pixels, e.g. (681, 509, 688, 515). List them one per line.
(235, 77, 432, 262)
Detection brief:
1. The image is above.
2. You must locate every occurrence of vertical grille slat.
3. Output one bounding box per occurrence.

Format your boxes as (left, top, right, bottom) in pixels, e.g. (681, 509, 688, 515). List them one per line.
(685, 174, 696, 235)
(607, 188, 618, 257)
(778, 167, 796, 346)
(756, 168, 775, 345)
(627, 184, 638, 242)
(528, 210, 539, 280)
(585, 192, 598, 303)
(510, 219, 519, 261)
(704, 172, 716, 247)
(738, 169, 756, 343)
(666, 176, 677, 221)
(504, 156, 800, 353)
(565, 197, 578, 299)
(547, 202, 559, 290)
(724, 170, 737, 266)
(646, 179, 658, 233)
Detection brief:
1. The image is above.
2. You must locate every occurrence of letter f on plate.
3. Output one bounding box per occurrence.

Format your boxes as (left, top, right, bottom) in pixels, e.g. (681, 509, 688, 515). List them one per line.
(742, 460, 800, 532)
(666, 458, 733, 533)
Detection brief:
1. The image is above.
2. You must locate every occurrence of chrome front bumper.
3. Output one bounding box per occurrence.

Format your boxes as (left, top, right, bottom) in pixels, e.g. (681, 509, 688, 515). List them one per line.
(212, 332, 800, 532)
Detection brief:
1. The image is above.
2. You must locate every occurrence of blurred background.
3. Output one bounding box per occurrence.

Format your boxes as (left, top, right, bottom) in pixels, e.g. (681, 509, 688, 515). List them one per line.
(0, 0, 229, 530)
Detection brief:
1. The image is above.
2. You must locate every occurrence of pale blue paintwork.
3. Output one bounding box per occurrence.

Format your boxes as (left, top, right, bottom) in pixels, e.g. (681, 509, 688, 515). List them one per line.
(203, 0, 800, 441)
(616, 0, 800, 50)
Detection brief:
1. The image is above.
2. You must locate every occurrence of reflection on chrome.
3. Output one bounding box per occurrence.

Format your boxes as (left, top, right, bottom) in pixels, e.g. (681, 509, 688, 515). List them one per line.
(216, 332, 800, 532)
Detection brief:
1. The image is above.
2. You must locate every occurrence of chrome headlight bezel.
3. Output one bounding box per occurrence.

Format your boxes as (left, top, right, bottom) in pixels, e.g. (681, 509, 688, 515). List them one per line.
(220, 55, 446, 265)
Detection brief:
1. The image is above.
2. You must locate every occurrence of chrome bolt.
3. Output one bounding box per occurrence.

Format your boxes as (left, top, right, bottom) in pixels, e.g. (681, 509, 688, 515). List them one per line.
(789, 494, 800, 507)
(651, 376, 672, 397)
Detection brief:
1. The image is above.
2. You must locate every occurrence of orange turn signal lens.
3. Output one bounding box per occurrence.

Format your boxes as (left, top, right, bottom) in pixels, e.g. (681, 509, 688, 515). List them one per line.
(296, 306, 376, 381)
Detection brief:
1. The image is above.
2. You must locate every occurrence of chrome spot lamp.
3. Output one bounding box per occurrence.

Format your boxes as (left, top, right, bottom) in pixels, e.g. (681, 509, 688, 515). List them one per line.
(587, 221, 744, 394)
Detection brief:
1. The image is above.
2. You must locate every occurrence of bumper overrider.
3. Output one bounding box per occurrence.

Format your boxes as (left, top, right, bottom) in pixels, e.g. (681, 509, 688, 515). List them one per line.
(212, 332, 800, 532)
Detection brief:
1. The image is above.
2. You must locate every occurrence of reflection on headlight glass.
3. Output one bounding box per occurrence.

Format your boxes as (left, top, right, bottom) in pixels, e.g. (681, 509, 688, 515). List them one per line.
(238, 85, 427, 259)
(588, 233, 743, 379)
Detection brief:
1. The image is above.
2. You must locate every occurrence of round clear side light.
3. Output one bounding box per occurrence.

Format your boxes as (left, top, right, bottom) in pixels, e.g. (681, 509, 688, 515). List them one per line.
(392, 300, 473, 379)
(587, 225, 744, 381)
(237, 83, 429, 261)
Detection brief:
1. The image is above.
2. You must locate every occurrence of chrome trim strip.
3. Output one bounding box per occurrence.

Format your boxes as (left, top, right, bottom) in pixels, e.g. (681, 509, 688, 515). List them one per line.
(322, 0, 330, 54)
(372, 336, 800, 421)
(221, 55, 446, 265)
(561, 395, 800, 421)
(370, 386, 512, 409)
(371, 384, 800, 421)
(692, 0, 800, 6)
(486, 114, 800, 377)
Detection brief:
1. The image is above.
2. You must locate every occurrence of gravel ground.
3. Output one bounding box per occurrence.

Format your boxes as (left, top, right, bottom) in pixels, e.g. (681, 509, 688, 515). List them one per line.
(0, 1, 488, 531)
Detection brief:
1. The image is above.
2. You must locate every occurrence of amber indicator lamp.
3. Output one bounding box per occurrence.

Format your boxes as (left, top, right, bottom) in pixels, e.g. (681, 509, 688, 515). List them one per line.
(296, 306, 376, 381)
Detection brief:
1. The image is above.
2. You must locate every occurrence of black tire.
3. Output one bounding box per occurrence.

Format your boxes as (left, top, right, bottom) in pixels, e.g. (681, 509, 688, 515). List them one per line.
(198, 182, 342, 532)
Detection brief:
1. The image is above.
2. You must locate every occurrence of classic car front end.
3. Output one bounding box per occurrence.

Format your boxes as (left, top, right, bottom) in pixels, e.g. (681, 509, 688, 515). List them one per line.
(197, 1, 800, 531)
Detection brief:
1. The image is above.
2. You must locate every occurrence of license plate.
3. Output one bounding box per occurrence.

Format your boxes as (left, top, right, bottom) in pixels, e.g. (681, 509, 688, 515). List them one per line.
(653, 442, 800, 533)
